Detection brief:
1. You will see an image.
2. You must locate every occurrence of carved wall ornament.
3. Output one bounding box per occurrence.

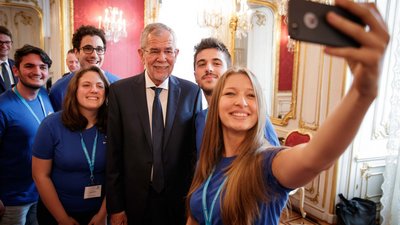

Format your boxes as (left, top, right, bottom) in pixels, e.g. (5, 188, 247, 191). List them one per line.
(299, 120, 319, 131)
(14, 11, 33, 26)
(372, 123, 389, 139)
(0, 11, 8, 26)
(307, 192, 320, 204)
(252, 10, 266, 26)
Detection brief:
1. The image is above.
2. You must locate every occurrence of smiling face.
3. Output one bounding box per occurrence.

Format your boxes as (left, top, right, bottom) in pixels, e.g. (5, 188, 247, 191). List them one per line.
(13, 53, 49, 90)
(194, 48, 228, 96)
(138, 29, 178, 86)
(0, 33, 12, 60)
(76, 71, 106, 114)
(218, 73, 258, 137)
(75, 35, 105, 69)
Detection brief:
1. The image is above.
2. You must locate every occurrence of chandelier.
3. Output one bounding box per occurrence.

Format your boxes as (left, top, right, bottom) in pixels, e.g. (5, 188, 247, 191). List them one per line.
(197, 0, 252, 39)
(98, 7, 127, 43)
(196, 0, 305, 51)
(197, 0, 224, 30)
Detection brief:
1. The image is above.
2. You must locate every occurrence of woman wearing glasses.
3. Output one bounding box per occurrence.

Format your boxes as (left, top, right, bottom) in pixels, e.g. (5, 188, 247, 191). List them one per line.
(32, 66, 109, 225)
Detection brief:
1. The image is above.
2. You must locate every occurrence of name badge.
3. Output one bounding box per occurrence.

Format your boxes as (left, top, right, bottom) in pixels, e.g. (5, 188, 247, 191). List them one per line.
(84, 185, 102, 199)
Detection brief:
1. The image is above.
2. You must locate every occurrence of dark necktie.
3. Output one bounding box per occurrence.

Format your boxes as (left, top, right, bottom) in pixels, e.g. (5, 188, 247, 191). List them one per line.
(1, 62, 11, 90)
(151, 87, 164, 192)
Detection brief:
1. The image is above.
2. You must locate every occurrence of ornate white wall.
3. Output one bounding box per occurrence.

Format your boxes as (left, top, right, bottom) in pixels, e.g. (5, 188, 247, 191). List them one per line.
(0, 0, 72, 81)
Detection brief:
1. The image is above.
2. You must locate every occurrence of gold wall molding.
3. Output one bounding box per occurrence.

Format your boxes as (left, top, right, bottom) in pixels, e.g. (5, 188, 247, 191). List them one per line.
(231, 0, 278, 64)
(324, 56, 333, 117)
(299, 120, 319, 131)
(58, 0, 65, 75)
(236, 0, 299, 127)
(4, 0, 38, 7)
(357, 161, 385, 202)
(69, 0, 73, 35)
(304, 171, 326, 205)
(271, 42, 300, 126)
(322, 169, 332, 208)
(299, 46, 324, 130)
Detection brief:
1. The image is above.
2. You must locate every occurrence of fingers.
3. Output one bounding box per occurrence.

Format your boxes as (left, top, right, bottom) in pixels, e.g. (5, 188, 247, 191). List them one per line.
(326, 47, 379, 67)
(324, 12, 367, 47)
(327, 0, 389, 50)
(110, 213, 127, 225)
(322, 0, 389, 98)
(324, 0, 389, 66)
(335, 0, 388, 38)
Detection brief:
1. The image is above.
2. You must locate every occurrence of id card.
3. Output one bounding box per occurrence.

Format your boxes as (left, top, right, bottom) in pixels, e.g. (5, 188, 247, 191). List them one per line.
(84, 185, 102, 199)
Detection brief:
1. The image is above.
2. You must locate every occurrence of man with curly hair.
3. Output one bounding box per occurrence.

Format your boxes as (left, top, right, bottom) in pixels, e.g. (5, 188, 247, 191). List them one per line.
(49, 25, 119, 111)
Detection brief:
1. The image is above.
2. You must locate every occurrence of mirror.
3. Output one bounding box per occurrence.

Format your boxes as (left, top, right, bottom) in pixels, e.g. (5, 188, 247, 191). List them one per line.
(230, 0, 299, 126)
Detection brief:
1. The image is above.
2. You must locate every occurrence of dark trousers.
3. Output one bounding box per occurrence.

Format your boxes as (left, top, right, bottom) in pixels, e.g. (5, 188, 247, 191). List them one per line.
(37, 199, 97, 225)
(142, 186, 177, 225)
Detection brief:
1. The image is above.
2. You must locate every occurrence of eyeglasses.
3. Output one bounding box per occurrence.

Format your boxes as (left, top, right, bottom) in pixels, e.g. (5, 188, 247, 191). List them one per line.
(80, 45, 106, 55)
(0, 41, 12, 46)
(142, 48, 177, 57)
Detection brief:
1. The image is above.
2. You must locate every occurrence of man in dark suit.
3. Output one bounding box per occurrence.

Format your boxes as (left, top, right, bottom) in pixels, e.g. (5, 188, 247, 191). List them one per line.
(0, 26, 17, 95)
(106, 23, 202, 225)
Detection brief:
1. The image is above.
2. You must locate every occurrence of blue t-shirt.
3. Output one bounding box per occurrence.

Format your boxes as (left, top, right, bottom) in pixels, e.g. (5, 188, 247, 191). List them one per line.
(195, 109, 280, 156)
(32, 112, 107, 213)
(189, 148, 291, 225)
(0, 89, 54, 206)
(49, 70, 119, 111)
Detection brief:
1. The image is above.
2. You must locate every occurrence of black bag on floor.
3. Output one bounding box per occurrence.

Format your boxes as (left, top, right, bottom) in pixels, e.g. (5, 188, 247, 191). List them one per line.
(336, 193, 376, 225)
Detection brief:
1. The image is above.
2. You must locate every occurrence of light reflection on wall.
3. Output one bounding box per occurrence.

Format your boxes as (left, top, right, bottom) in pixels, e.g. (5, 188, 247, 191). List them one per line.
(158, 0, 214, 84)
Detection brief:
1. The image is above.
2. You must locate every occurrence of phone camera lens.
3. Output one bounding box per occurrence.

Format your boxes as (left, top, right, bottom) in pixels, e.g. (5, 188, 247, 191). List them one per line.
(304, 12, 319, 29)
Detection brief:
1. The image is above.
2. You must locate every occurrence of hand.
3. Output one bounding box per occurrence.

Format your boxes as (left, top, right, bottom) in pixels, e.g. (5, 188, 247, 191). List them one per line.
(186, 216, 199, 225)
(110, 211, 127, 225)
(324, 0, 389, 98)
(88, 212, 107, 225)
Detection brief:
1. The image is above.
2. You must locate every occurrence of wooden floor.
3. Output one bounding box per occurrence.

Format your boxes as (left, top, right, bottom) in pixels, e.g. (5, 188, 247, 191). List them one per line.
(279, 209, 332, 225)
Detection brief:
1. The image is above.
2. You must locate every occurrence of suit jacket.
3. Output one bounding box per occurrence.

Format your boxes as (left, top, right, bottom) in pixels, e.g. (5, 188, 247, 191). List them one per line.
(0, 59, 17, 95)
(106, 73, 202, 225)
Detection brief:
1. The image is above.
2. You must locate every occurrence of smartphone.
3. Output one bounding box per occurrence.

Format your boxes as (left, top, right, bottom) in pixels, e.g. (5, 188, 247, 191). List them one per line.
(288, 0, 364, 47)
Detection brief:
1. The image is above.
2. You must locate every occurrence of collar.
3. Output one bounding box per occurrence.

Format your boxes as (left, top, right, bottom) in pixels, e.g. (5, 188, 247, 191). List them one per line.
(0, 59, 9, 66)
(145, 71, 169, 90)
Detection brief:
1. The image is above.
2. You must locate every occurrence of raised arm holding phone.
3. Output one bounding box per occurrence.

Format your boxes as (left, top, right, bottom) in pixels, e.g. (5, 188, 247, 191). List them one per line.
(186, 0, 389, 225)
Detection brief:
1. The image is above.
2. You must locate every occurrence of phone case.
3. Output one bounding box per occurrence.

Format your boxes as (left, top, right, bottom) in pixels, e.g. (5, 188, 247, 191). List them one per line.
(288, 0, 364, 47)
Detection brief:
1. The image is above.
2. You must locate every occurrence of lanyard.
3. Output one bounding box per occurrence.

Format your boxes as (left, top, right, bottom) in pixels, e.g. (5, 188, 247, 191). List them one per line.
(13, 87, 47, 124)
(202, 168, 227, 225)
(80, 129, 98, 184)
